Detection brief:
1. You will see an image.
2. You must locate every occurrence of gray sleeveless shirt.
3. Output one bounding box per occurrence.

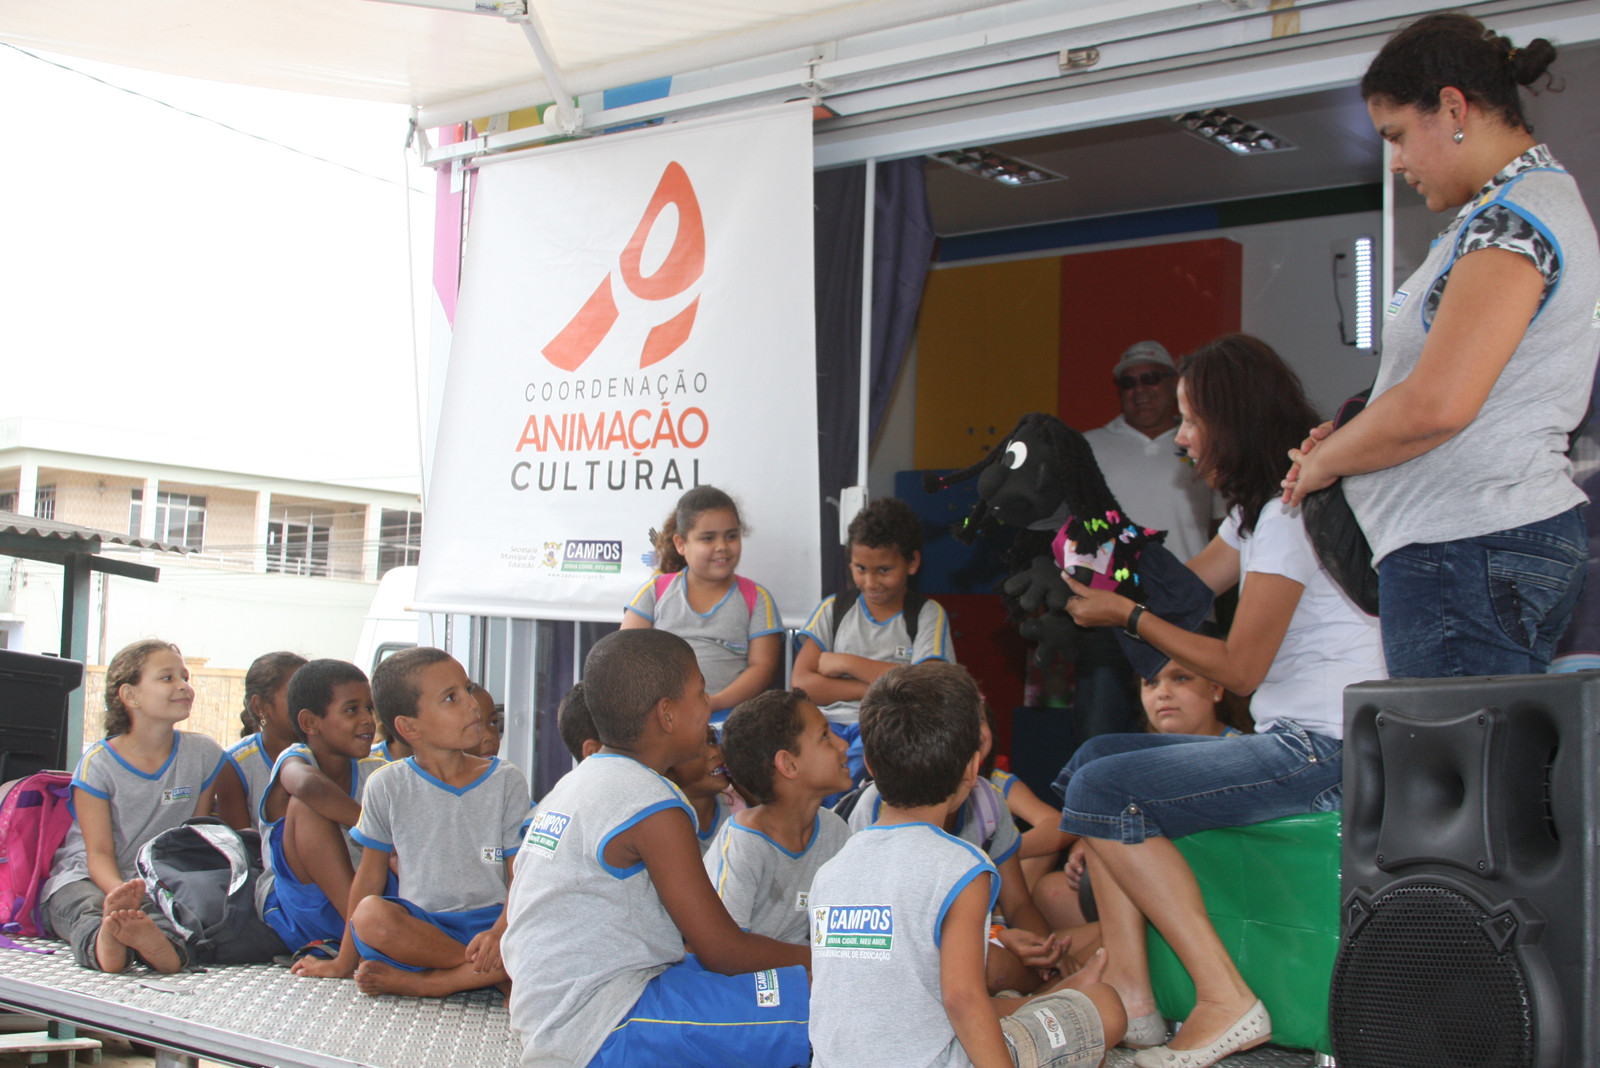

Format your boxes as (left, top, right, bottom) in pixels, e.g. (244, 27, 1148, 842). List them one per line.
(808, 822, 998, 1067)
(1345, 150, 1600, 564)
(502, 754, 696, 1068)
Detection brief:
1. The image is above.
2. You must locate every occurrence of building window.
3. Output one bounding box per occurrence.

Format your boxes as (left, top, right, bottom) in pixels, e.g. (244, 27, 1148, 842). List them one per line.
(0, 491, 15, 513)
(130, 489, 206, 549)
(266, 507, 331, 577)
(379, 509, 422, 576)
(34, 485, 56, 521)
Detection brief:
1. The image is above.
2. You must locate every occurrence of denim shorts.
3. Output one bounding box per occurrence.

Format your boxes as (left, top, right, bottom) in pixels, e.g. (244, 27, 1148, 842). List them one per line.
(1378, 505, 1587, 679)
(1053, 722, 1342, 844)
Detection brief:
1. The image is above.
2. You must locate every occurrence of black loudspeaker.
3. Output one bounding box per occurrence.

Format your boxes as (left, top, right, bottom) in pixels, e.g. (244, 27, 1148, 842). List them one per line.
(0, 649, 84, 781)
(1331, 673, 1600, 1068)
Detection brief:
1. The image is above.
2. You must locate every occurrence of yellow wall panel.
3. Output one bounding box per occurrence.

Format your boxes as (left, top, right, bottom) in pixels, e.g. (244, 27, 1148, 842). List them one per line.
(914, 257, 1061, 470)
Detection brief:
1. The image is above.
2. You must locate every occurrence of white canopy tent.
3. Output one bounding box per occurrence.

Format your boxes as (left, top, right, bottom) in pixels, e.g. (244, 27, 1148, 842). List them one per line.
(9, 0, 1598, 170)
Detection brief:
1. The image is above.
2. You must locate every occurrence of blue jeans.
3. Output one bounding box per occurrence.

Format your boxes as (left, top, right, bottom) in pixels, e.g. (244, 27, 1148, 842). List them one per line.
(1052, 722, 1342, 844)
(1378, 506, 1587, 679)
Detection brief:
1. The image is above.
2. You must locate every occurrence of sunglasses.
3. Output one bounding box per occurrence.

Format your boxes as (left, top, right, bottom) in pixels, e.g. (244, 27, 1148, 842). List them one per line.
(1116, 369, 1174, 390)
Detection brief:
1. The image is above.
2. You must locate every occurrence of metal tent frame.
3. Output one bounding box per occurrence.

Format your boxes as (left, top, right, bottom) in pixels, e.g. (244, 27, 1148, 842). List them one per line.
(0, 510, 186, 755)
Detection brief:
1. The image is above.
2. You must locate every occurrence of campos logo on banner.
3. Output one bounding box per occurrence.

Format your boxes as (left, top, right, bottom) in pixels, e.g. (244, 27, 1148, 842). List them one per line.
(417, 104, 821, 624)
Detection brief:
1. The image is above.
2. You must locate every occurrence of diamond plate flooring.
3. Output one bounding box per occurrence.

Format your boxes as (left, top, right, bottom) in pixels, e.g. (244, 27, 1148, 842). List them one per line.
(0, 938, 1322, 1067)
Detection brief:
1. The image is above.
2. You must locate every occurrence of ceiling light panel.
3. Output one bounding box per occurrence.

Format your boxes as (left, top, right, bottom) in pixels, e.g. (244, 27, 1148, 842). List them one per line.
(929, 147, 1063, 187)
(1173, 109, 1295, 155)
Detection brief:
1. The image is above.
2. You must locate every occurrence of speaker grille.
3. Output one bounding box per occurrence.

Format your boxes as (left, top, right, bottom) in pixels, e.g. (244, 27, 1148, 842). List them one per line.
(1331, 884, 1536, 1068)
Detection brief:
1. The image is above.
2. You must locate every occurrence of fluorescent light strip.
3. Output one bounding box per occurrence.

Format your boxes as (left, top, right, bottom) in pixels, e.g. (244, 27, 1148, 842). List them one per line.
(1354, 236, 1374, 350)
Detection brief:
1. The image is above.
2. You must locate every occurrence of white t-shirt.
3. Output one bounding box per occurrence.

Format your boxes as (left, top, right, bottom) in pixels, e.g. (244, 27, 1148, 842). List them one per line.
(1084, 416, 1221, 564)
(1220, 502, 1386, 738)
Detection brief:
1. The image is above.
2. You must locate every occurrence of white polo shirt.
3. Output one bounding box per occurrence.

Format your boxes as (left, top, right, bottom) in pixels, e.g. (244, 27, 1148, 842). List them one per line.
(1084, 415, 1220, 564)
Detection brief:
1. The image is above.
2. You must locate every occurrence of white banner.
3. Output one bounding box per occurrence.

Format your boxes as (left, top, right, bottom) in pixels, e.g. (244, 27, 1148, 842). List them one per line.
(416, 105, 821, 625)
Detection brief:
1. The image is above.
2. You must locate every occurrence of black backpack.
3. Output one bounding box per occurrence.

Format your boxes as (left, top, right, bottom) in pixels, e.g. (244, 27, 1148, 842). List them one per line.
(136, 817, 287, 965)
(829, 588, 927, 643)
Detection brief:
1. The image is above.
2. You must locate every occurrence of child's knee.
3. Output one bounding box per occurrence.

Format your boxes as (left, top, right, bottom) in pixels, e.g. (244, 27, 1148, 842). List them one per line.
(350, 895, 403, 942)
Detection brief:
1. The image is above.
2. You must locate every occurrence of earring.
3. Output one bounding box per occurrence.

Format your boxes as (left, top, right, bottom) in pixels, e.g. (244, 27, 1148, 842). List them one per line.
(1453, 128, 1465, 144)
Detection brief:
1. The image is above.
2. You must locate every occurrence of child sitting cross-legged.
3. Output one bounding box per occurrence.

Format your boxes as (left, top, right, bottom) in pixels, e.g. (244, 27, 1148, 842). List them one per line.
(848, 694, 1066, 996)
(809, 661, 1126, 1068)
(503, 629, 810, 1068)
(704, 689, 853, 944)
(345, 648, 530, 997)
(256, 659, 388, 976)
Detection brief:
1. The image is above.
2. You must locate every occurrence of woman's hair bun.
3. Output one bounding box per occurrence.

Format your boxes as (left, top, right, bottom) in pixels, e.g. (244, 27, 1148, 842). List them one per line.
(1508, 35, 1558, 86)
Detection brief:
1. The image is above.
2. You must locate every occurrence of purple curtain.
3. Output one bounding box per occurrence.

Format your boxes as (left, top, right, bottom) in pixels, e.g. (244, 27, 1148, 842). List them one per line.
(812, 159, 937, 590)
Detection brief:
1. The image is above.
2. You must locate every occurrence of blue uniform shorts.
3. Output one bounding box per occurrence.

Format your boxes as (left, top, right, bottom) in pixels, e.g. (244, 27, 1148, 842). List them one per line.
(350, 897, 501, 971)
(589, 954, 810, 1068)
(261, 821, 398, 952)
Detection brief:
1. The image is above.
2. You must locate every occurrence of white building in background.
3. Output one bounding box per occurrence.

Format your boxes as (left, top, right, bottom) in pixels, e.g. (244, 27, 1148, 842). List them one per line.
(0, 417, 422, 668)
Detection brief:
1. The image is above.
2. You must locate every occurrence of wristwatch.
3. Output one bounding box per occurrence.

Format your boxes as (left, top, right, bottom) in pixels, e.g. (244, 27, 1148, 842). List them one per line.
(1125, 604, 1146, 641)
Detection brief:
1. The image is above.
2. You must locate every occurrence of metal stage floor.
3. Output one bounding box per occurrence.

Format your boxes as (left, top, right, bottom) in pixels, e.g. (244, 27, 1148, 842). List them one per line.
(0, 937, 1324, 1067)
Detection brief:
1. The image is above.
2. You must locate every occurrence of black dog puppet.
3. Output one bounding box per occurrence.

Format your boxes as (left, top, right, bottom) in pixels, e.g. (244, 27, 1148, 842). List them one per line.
(925, 412, 1212, 679)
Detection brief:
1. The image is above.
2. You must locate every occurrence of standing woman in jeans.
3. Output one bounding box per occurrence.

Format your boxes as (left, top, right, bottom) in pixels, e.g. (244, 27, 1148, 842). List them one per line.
(1059, 335, 1386, 1068)
(1285, 13, 1600, 678)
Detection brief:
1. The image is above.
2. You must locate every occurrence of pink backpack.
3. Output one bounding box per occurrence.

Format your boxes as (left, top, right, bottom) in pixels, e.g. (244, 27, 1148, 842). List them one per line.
(0, 771, 75, 950)
(653, 573, 760, 617)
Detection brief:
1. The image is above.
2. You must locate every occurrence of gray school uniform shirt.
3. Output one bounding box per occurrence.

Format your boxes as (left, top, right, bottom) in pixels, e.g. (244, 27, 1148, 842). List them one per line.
(849, 778, 1021, 866)
(696, 791, 733, 856)
(224, 732, 276, 833)
(808, 822, 998, 1068)
(703, 808, 852, 943)
(800, 594, 954, 725)
(42, 732, 226, 905)
(502, 755, 696, 1068)
(625, 573, 782, 698)
(350, 756, 529, 914)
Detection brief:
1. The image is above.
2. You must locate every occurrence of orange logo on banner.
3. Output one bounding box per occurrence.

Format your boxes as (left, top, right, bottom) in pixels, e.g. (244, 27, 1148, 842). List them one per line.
(542, 161, 705, 372)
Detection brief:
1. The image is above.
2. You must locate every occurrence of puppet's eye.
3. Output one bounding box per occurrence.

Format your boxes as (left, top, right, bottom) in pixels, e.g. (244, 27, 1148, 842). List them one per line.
(1002, 441, 1028, 469)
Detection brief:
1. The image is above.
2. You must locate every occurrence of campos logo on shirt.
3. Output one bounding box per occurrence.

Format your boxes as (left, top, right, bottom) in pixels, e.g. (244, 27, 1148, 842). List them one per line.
(811, 904, 893, 959)
(1386, 289, 1410, 318)
(794, 890, 809, 912)
(753, 968, 781, 1008)
(161, 786, 193, 804)
(480, 846, 505, 864)
(525, 811, 572, 856)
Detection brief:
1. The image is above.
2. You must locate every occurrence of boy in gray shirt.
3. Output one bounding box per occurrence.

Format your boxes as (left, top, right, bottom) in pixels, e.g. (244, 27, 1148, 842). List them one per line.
(809, 661, 1126, 1068)
(794, 497, 955, 782)
(343, 648, 529, 998)
(704, 689, 854, 943)
(503, 629, 810, 1068)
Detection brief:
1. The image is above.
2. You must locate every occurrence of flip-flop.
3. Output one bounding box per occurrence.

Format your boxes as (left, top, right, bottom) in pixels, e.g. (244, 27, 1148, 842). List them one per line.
(289, 939, 341, 964)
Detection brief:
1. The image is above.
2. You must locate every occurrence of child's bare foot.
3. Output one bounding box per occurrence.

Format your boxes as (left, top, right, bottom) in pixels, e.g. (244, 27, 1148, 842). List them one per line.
(355, 960, 505, 998)
(94, 916, 130, 973)
(93, 880, 148, 972)
(1044, 947, 1107, 992)
(109, 909, 183, 974)
(104, 878, 146, 912)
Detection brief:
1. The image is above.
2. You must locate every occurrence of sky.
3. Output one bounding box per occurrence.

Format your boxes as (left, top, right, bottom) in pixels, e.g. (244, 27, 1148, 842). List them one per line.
(0, 43, 434, 496)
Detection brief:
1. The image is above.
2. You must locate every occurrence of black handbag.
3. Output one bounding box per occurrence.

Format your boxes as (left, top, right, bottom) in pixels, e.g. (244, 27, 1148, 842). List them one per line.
(1300, 390, 1380, 616)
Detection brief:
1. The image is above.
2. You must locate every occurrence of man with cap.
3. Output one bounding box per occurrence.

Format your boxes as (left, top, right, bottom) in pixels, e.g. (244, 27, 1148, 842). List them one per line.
(1071, 340, 1220, 738)
(1085, 340, 1217, 564)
